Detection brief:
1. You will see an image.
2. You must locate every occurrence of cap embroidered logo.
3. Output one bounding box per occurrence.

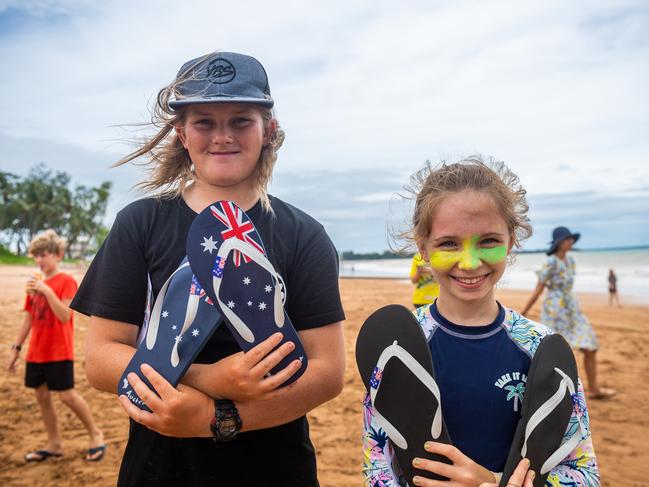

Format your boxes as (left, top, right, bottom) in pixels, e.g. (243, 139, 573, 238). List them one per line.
(207, 58, 236, 84)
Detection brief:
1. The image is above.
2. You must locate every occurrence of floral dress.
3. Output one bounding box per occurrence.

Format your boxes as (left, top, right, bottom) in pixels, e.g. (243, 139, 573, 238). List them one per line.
(538, 255, 599, 351)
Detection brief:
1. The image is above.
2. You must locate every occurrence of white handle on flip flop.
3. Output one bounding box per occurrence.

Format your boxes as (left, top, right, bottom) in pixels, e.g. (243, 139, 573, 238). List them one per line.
(170, 293, 200, 367)
(521, 367, 585, 474)
(145, 261, 201, 368)
(146, 261, 191, 351)
(370, 340, 443, 450)
(213, 238, 287, 343)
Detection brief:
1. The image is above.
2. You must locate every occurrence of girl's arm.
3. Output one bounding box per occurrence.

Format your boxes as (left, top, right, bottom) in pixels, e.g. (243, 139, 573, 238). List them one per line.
(7, 313, 32, 372)
(521, 281, 545, 316)
(361, 393, 402, 486)
(546, 378, 600, 485)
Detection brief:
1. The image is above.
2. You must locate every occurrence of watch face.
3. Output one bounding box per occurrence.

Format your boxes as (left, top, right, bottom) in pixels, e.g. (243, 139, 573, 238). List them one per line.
(219, 417, 238, 436)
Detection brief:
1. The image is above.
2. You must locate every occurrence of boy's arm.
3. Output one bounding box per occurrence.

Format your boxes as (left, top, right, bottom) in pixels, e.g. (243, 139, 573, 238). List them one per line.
(7, 313, 32, 372)
(119, 322, 345, 437)
(85, 316, 140, 392)
(88, 316, 345, 436)
(33, 280, 73, 323)
(546, 378, 600, 485)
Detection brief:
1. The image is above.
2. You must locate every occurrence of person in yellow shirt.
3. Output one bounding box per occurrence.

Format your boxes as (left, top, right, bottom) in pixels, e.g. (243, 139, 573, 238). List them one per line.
(409, 252, 439, 309)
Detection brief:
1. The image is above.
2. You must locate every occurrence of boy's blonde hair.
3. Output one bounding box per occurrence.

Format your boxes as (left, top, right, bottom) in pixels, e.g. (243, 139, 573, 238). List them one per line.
(403, 155, 533, 254)
(29, 229, 66, 256)
(115, 52, 285, 212)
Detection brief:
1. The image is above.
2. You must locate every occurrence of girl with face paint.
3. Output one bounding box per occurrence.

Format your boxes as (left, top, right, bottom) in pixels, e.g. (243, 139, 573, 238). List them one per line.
(361, 157, 600, 487)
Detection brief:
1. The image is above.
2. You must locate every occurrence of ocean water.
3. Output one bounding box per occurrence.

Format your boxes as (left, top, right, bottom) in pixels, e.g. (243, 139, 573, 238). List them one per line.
(339, 248, 649, 303)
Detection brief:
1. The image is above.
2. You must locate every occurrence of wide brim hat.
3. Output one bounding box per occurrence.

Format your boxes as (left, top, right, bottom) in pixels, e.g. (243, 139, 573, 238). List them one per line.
(547, 226, 580, 255)
(169, 51, 274, 110)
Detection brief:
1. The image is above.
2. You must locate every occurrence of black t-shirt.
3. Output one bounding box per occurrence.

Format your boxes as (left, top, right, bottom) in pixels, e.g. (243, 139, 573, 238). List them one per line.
(72, 195, 345, 487)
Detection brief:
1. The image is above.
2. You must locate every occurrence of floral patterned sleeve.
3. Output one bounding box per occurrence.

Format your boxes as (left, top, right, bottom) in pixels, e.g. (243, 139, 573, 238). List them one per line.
(536, 256, 556, 285)
(362, 394, 405, 487)
(546, 378, 600, 486)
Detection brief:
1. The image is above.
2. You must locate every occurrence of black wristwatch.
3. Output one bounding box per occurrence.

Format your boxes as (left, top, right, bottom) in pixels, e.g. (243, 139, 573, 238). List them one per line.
(210, 399, 242, 445)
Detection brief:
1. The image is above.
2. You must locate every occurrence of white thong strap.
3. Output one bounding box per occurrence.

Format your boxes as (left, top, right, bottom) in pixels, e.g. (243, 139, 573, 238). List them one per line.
(145, 261, 200, 367)
(213, 238, 286, 344)
(370, 340, 443, 450)
(521, 367, 585, 474)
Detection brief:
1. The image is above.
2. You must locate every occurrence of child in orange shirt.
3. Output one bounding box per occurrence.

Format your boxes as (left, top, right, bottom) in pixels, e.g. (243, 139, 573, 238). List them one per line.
(6, 230, 105, 462)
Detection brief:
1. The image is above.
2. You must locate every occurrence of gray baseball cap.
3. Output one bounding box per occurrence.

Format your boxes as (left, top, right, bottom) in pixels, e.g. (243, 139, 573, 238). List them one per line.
(169, 51, 274, 110)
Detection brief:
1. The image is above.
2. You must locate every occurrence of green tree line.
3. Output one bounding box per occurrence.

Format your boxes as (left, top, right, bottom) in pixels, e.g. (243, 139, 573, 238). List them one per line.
(0, 164, 112, 258)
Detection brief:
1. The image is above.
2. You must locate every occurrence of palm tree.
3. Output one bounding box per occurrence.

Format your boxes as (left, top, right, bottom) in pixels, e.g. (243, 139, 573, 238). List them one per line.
(505, 382, 526, 412)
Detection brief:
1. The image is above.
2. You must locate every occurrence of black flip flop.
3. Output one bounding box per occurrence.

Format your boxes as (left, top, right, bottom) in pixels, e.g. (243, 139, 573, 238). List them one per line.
(85, 444, 107, 462)
(355, 304, 452, 484)
(500, 334, 583, 486)
(25, 450, 63, 462)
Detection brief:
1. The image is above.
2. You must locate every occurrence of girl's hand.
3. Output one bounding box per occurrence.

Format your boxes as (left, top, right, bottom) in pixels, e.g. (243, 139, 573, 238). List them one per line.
(118, 363, 213, 438)
(479, 458, 535, 487)
(208, 332, 302, 402)
(411, 442, 496, 486)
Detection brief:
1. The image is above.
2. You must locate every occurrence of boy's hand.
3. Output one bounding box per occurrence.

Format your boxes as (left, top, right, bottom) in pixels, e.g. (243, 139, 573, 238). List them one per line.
(206, 332, 302, 402)
(30, 279, 49, 295)
(6, 349, 20, 373)
(118, 364, 213, 438)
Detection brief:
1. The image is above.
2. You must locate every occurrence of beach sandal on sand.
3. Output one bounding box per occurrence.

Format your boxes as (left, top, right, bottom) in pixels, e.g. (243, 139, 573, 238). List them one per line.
(118, 257, 222, 410)
(588, 387, 616, 400)
(355, 304, 452, 484)
(85, 444, 107, 462)
(25, 450, 63, 462)
(186, 200, 307, 385)
(500, 334, 585, 487)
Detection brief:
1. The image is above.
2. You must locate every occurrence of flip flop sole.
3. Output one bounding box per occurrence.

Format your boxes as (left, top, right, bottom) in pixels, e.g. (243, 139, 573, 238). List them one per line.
(187, 200, 307, 385)
(119, 258, 222, 410)
(356, 304, 451, 484)
(500, 334, 578, 486)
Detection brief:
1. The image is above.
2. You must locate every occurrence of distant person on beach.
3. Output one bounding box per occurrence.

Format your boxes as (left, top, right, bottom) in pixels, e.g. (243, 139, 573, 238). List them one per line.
(522, 226, 615, 399)
(362, 158, 599, 485)
(608, 268, 621, 307)
(409, 252, 439, 308)
(6, 229, 105, 462)
(70, 51, 345, 486)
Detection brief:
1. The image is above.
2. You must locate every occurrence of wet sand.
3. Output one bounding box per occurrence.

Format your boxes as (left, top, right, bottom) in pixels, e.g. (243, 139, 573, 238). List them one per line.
(1, 266, 646, 486)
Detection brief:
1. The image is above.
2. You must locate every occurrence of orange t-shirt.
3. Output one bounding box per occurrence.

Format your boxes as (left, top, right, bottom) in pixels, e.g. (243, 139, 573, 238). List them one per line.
(23, 272, 77, 363)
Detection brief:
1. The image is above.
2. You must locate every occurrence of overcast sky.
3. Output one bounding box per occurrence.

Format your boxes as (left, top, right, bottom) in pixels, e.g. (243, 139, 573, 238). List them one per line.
(1, 0, 648, 251)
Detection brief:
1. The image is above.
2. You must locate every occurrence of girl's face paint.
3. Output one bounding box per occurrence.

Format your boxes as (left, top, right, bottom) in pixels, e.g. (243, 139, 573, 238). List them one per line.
(429, 235, 508, 271)
(422, 190, 512, 314)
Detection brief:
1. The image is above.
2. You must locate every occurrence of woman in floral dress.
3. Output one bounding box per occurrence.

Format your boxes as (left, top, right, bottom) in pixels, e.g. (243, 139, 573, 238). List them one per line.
(522, 226, 615, 399)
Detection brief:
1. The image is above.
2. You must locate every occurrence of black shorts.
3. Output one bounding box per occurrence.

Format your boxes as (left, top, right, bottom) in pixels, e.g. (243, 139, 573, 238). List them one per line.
(25, 360, 74, 391)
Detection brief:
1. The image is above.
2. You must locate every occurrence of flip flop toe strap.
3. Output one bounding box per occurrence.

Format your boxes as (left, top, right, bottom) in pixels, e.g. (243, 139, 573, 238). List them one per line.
(146, 262, 201, 368)
(213, 238, 286, 343)
(370, 340, 443, 450)
(521, 367, 585, 474)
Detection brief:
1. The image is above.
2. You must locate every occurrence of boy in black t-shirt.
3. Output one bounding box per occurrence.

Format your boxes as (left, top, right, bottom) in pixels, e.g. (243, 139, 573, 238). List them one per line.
(72, 51, 345, 486)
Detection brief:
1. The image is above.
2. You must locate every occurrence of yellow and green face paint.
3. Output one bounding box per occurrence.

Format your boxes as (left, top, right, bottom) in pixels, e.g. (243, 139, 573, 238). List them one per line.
(429, 235, 508, 271)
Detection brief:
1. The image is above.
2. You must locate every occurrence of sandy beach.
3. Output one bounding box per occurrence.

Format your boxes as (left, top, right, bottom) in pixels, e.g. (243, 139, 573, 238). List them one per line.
(0, 265, 646, 486)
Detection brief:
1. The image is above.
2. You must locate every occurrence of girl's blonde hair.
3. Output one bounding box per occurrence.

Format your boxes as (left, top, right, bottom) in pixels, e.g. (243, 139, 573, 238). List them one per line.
(115, 53, 285, 211)
(403, 155, 532, 254)
(29, 229, 66, 256)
